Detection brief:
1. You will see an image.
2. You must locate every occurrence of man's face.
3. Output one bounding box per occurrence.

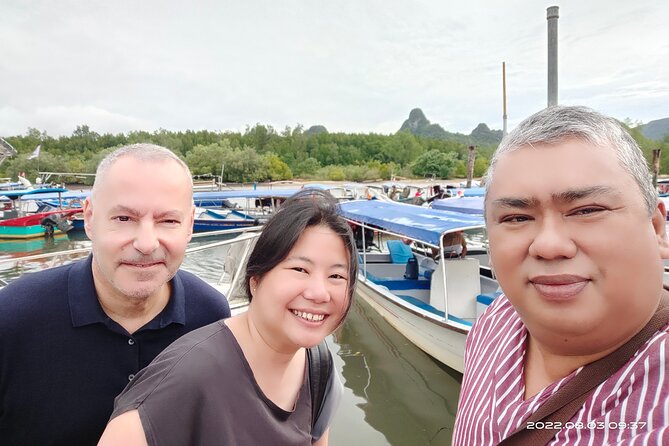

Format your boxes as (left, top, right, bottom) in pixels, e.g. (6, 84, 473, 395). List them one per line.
(485, 138, 669, 354)
(83, 156, 194, 302)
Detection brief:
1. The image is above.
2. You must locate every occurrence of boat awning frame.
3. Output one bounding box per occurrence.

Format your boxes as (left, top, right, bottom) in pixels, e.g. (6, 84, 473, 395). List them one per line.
(338, 199, 485, 247)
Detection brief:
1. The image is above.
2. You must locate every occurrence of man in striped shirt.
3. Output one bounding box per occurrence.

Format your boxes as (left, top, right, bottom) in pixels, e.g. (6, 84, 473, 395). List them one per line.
(453, 106, 669, 445)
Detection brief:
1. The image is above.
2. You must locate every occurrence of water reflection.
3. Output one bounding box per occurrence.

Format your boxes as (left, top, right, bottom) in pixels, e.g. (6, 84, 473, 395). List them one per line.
(330, 298, 462, 446)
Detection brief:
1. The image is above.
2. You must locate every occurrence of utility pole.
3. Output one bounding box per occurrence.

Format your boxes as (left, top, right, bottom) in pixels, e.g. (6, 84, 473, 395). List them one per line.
(547, 6, 559, 107)
(502, 61, 508, 136)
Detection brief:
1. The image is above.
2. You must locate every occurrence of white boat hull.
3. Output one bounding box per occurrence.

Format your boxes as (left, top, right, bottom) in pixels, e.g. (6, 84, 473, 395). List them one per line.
(355, 276, 469, 373)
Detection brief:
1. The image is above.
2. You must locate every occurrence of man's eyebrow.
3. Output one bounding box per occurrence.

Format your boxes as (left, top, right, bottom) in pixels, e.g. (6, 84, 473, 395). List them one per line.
(490, 186, 618, 210)
(107, 206, 183, 219)
(552, 186, 617, 203)
(108, 205, 141, 216)
(155, 210, 184, 219)
(490, 196, 540, 209)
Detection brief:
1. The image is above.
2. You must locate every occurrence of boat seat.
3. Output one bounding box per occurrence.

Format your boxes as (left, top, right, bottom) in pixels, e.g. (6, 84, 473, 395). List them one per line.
(429, 258, 481, 320)
(373, 278, 431, 290)
(419, 257, 437, 279)
(476, 291, 503, 317)
(475, 292, 502, 306)
(386, 240, 414, 264)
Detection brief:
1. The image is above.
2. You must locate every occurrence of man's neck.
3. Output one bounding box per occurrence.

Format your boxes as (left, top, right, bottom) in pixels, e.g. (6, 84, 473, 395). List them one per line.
(523, 332, 631, 400)
(92, 265, 171, 335)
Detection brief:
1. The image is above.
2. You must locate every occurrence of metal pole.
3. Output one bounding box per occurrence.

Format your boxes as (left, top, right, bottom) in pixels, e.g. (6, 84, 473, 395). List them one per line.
(547, 6, 559, 107)
(502, 62, 508, 136)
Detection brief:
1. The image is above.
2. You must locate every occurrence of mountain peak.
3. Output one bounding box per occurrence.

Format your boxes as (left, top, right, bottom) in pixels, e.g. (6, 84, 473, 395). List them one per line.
(400, 108, 431, 132)
(640, 118, 669, 141)
(398, 108, 503, 146)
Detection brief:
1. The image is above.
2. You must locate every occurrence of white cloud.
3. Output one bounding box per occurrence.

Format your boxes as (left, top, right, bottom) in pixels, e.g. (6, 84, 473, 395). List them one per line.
(1, 0, 667, 137)
(0, 106, 151, 136)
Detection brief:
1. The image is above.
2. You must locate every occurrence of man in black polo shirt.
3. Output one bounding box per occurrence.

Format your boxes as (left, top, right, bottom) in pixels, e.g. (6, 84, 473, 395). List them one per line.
(0, 144, 231, 446)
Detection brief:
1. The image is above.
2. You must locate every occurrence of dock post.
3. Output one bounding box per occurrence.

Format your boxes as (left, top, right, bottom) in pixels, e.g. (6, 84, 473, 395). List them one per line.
(652, 149, 661, 188)
(466, 146, 476, 188)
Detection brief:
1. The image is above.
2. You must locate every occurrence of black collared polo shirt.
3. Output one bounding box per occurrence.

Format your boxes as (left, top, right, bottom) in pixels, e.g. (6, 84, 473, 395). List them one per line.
(0, 255, 230, 446)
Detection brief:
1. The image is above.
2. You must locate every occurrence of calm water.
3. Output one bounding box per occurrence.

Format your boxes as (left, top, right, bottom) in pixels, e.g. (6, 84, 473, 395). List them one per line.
(0, 232, 462, 445)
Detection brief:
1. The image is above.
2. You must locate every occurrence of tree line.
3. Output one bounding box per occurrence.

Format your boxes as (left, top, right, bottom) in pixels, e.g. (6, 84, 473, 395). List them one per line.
(1, 122, 666, 185)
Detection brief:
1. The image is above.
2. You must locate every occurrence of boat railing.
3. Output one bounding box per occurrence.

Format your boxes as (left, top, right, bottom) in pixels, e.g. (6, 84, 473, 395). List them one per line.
(343, 219, 489, 321)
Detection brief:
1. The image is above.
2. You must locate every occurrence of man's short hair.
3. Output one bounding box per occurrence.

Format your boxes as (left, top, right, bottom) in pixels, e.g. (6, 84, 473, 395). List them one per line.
(91, 143, 193, 197)
(483, 105, 657, 216)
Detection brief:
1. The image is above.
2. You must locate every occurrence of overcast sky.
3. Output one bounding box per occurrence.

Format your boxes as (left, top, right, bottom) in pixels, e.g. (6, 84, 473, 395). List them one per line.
(1, 0, 667, 137)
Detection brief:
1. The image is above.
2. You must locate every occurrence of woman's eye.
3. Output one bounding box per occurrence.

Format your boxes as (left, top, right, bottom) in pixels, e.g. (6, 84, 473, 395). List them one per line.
(330, 274, 347, 280)
(292, 267, 307, 273)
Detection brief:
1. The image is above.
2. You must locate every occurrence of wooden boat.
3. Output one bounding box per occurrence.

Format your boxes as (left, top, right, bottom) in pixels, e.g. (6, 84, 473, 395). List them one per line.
(339, 199, 499, 373)
(192, 189, 299, 208)
(0, 209, 81, 239)
(192, 208, 260, 232)
(0, 188, 81, 239)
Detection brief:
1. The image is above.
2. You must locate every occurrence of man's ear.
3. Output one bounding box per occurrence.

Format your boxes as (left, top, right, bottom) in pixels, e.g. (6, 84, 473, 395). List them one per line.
(83, 198, 94, 240)
(187, 204, 195, 242)
(652, 199, 669, 259)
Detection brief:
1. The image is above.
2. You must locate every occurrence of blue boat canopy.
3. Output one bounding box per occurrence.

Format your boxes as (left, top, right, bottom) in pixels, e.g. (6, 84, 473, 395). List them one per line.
(455, 187, 486, 197)
(431, 196, 484, 216)
(0, 187, 69, 200)
(14, 188, 302, 203)
(339, 200, 484, 246)
(193, 189, 300, 201)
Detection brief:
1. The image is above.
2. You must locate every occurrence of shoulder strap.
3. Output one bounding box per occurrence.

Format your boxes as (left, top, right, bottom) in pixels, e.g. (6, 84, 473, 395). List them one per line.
(307, 340, 333, 430)
(500, 294, 669, 446)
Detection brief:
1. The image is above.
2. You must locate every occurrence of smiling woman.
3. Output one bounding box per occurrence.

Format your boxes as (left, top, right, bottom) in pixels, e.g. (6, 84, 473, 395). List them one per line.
(98, 189, 358, 446)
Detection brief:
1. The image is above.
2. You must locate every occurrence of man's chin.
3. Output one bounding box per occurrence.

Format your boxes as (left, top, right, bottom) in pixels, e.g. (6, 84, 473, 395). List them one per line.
(116, 282, 164, 301)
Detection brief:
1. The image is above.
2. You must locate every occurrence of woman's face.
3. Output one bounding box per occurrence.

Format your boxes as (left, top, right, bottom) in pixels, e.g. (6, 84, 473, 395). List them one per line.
(249, 224, 351, 353)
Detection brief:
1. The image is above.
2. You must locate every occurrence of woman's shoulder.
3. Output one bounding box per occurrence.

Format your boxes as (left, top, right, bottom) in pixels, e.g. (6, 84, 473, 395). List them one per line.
(113, 321, 240, 415)
(157, 320, 240, 379)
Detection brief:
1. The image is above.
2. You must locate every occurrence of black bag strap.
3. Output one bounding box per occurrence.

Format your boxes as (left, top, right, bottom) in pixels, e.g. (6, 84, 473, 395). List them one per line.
(500, 293, 669, 446)
(307, 339, 333, 430)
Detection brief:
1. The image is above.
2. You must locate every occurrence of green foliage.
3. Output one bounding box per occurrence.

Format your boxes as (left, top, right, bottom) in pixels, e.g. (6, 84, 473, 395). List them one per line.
(221, 147, 266, 183)
(411, 150, 458, 178)
(185, 141, 231, 176)
(293, 157, 321, 177)
(264, 153, 293, 180)
(474, 156, 489, 177)
(0, 123, 493, 182)
(454, 160, 467, 177)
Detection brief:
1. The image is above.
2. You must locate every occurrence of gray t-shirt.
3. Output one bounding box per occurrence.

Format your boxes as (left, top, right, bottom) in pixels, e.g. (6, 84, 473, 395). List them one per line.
(111, 321, 316, 446)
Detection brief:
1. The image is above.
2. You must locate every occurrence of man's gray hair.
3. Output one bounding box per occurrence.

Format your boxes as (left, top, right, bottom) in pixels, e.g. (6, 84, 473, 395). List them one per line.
(91, 143, 193, 197)
(483, 105, 657, 215)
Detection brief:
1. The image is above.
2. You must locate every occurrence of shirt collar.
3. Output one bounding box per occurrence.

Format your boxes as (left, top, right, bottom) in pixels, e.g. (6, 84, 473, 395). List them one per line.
(69, 254, 186, 331)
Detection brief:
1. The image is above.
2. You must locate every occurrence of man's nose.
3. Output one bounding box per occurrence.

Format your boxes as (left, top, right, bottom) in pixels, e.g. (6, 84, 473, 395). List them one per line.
(133, 221, 160, 254)
(528, 216, 577, 260)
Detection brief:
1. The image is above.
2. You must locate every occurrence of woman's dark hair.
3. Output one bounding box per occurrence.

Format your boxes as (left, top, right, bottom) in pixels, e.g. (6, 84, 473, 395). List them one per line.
(244, 189, 358, 323)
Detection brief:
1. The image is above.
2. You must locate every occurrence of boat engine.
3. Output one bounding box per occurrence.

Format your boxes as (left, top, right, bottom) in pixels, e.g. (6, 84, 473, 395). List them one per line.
(40, 213, 73, 237)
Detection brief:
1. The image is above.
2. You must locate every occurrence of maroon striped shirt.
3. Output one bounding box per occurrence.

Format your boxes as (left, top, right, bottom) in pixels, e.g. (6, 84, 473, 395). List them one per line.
(453, 295, 669, 445)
